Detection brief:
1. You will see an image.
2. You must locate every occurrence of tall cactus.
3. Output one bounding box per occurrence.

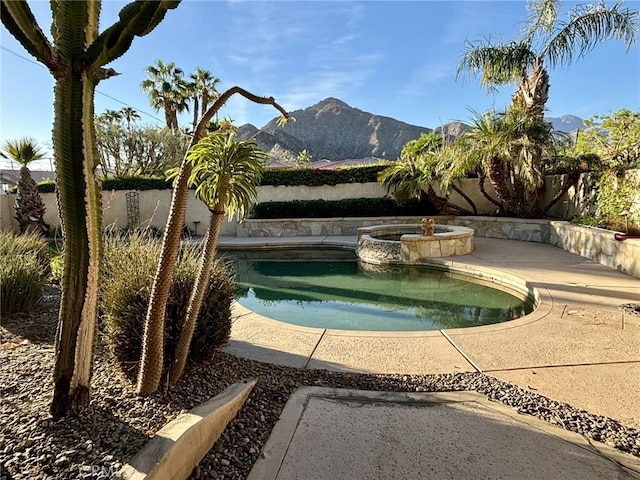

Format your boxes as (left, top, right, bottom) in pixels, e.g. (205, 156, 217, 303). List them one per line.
(136, 87, 289, 395)
(1, 0, 179, 418)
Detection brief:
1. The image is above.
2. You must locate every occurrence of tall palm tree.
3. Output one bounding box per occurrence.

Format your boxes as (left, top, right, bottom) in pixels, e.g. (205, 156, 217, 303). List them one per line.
(101, 109, 123, 125)
(119, 106, 140, 131)
(458, 0, 638, 118)
(167, 133, 266, 384)
(2, 138, 49, 235)
(1, 0, 179, 418)
(136, 87, 289, 396)
(188, 67, 221, 130)
(141, 60, 189, 131)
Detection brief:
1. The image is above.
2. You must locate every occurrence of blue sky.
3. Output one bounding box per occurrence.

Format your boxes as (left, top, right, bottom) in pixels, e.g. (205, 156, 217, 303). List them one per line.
(1, 0, 639, 169)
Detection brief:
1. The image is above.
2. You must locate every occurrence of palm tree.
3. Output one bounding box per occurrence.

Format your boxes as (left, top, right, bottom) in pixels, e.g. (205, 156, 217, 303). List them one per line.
(101, 109, 123, 125)
(167, 133, 266, 384)
(136, 87, 289, 396)
(119, 106, 140, 131)
(188, 67, 221, 130)
(1, 0, 179, 418)
(458, 0, 638, 118)
(141, 60, 189, 131)
(2, 138, 49, 235)
(378, 132, 476, 215)
(442, 106, 562, 216)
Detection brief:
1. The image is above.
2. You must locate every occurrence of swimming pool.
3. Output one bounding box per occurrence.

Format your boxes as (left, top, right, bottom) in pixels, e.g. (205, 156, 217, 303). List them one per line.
(222, 249, 535, 331)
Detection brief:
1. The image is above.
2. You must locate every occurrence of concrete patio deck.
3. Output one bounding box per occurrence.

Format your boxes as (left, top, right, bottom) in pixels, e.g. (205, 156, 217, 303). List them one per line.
(219, 235, 640, 429)
(215, 234, 640, 479)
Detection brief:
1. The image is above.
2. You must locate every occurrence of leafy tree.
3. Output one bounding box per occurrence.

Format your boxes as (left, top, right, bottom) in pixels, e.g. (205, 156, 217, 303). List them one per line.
(95, 115, 189, 176)
(167, 132, 267, 384)
(2, 138, 50, 235)
(141, 59, 189, 131)
(1, 0, 180, 417)
(136, 87, 289, 395)
(458, 0, 638, 120)
(575, 109, 640, 229)
(576, 109, 640, 171)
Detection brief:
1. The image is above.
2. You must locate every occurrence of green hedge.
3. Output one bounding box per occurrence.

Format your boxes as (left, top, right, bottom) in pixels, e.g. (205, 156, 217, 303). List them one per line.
(250, 197, 436, 218)
(31, 165, 391, 192)
(260, 164, 390, 186)
(101, 175, 171, 191)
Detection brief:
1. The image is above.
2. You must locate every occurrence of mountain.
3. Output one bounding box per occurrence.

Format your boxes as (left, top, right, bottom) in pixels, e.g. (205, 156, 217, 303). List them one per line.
(546, 115, 586, 133)
(236, 98, 587, 164)
(238, 97, 433, 162)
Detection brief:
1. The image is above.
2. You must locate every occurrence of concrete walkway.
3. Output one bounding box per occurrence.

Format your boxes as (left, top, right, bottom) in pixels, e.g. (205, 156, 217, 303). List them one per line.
(220, 235, 640, 427)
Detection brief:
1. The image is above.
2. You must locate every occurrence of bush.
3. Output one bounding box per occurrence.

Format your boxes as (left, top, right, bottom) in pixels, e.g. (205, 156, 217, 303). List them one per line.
(100, 232, 235, 379)
(26, 164, 393, 193)
(101, 175, 171, 191)
(0, 231, 49, 315)
(250, 197, 436, 219)
(260, 164, 390, 186)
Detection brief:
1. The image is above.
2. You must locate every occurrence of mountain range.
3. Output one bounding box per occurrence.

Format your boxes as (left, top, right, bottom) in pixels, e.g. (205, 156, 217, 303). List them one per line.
(237, 97, 586, 164)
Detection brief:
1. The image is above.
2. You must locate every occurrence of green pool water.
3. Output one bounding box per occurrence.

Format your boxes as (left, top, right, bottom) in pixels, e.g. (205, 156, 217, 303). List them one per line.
(222, 249, 534, 331)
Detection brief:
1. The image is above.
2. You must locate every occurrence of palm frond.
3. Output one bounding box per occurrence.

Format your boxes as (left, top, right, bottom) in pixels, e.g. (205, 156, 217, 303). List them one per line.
(457, 39, 537, 90)
(544, 1, 638, 68)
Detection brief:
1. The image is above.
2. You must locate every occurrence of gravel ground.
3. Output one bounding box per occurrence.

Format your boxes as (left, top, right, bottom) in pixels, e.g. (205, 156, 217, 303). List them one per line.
(1, 285, 639, 480)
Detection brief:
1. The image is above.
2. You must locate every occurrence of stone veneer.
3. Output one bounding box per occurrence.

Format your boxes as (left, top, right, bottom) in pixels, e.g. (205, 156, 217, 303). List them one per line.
(355, 224, 474, 264)
(237, 216, 639, 279)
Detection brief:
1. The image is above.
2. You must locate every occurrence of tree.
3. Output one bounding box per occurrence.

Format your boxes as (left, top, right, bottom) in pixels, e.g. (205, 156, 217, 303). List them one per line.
(1, 0, 180, 418)
(575, 109, 640, 228)
(187, 67, 221, 130)
(378, 132, 476, 215)
(296, 149, 312, 166)
(95, 116, 188, 176)
(136, 87, 289, 395)
(458, 0, 638, 119)
(167, 132, 267, 384)
(440, 106, 581, 216)
(101, 108, 124, 125)
(2, 137, 49, 235)
(141, 59, 189, 131)
(120, 106, 141, 131)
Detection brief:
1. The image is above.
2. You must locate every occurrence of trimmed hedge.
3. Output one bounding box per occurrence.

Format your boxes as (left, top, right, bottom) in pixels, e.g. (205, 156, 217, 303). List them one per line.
(32, 165, 391, 192)
(250, 197, 436, 219)
(101, 175, 171, 191)
(260, 164, 390, 186)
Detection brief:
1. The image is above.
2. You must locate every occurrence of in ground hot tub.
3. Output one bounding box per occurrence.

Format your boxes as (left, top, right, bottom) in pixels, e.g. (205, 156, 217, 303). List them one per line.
(356, 223, 474, 265)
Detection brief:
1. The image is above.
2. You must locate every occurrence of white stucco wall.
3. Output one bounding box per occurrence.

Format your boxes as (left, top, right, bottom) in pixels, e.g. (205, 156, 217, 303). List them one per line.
(1, 170, 637, 235)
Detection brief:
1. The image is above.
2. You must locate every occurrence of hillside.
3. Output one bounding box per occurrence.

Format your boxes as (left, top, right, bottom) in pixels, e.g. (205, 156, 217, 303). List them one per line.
(236, 98, 586, 164)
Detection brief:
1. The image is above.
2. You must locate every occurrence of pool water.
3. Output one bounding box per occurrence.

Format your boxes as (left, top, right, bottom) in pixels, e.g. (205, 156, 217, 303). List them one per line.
(223, 250, 534, 331)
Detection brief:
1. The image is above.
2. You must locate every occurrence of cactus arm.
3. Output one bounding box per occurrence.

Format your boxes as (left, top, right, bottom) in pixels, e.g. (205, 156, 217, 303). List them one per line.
(85, 0, 180, 67)
(0, 0, 56, 69)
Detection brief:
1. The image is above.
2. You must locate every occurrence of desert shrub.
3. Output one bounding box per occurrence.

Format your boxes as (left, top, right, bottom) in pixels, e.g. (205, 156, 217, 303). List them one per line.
(100, 232, 235, 378)
(0, 231, 49, 315)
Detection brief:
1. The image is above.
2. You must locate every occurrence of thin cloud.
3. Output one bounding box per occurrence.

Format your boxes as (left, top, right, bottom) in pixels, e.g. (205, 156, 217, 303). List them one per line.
(399, 62, 456, 97)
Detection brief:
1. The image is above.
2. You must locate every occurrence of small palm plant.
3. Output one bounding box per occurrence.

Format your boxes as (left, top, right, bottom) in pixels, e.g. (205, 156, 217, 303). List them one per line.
(2, 138, 49, 235)
(166, 132, 267, 384)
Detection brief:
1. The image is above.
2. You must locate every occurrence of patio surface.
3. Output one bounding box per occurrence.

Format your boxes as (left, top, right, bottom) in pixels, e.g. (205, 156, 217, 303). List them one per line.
(217, 235, 640, 479)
